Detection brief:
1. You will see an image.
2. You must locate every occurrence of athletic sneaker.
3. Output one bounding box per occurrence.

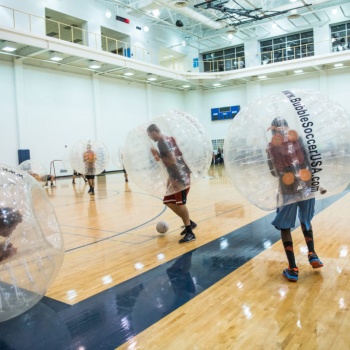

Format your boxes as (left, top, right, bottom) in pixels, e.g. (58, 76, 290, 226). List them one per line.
(88, 188, 92, 193)
(308, 252, 324, 268)
(91, 189, 95, 195)
(179, 232, 196, 243)
(180, 221, 197, 235)
(283, 267, 299, 282)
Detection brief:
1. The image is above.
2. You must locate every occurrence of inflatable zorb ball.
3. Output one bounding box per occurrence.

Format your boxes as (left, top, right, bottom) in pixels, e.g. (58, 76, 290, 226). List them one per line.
(18, 160, 47, 183)
(69, 140, 110, 175)
(111, 146, 124, 169)
(224, 89, 350, 210)
(123, 111, 212, 196)
(0, 165, 64, 322)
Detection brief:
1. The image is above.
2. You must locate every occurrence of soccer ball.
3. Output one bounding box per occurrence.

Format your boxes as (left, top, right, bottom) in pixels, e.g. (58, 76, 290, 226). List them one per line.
(156, 221, 169, 234)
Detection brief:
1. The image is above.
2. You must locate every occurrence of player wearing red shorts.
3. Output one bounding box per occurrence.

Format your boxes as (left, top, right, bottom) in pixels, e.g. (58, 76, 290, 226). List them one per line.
(147, 124, 196, 243)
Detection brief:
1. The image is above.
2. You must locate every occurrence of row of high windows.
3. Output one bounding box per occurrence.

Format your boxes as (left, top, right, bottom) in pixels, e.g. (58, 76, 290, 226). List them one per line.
(202, 22, 350, 73)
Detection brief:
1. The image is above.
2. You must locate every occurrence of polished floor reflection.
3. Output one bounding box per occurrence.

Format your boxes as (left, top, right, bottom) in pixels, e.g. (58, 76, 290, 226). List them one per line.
(0, 167, 350, 349)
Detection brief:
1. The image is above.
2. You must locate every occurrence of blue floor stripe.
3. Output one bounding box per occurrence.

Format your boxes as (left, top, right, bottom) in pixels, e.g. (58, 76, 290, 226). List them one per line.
(0, 191, 347, 350)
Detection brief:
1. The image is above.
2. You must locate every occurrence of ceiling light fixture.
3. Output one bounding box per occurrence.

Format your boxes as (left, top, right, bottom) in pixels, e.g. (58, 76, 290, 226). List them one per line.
(182, 85, 190, 88)
(290, 0, 297, 2)
(105, 9, 112, 18)
(294, 69, 303, 74)
(144, 26, 149, 32)
(147, 74, 157, 81)
(152, 9, 160, 17)
(123, 70, 134, 76)
(288, 9, 300, 19)
(226, 29, 237, 39)
(49, 52, 63, 61)
(173, 0, 189, 8)
(332, 8, 338, 15)
(213, 83, 221, 87)
(89, 61, 101, 69)
(334, 63, 343, 67)
(258, 75, 267, 79)
(181, 40, 187, 46)
(272, 22, 277, 29)
(1, 41, 17, 52)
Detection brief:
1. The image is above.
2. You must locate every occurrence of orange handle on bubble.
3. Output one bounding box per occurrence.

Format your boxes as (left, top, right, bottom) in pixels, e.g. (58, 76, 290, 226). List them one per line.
(299, 168, 311, 181)
(282, 172, 295, 185)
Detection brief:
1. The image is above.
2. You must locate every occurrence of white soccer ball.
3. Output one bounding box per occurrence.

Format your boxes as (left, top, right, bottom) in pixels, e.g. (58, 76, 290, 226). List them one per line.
(156, 220, 169, 234)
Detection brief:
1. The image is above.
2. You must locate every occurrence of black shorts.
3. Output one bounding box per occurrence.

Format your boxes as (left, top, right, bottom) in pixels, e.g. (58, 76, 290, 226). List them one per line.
(86, 175, 95, 180)
(73, 171, 81, 176)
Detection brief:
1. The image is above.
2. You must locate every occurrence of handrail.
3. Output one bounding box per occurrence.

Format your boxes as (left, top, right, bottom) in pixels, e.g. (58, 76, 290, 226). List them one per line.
(0, 4, 348, 74)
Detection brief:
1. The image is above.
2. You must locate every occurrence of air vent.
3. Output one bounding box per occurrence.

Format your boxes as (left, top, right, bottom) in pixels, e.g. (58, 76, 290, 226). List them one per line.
(173, 0, 189, 8)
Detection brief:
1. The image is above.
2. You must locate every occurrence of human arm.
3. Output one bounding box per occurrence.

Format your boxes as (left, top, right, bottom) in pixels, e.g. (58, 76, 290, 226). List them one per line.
(0, 242, 17, 262)
(150, 147, 160, 161)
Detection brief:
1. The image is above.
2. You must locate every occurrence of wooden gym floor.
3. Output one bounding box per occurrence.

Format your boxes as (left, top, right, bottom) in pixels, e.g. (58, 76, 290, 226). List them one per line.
(1, 165, 350, 350)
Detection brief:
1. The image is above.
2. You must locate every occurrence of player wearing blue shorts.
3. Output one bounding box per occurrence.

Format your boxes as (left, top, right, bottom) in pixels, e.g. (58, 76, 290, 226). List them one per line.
(267, 117, 323, 282)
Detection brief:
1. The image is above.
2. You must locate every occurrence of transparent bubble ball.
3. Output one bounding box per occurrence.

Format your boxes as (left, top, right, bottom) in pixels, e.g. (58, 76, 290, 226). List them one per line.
(18, 160, 47, 183)
(0, 164, 64, 322)
(224, 89, 350, 210)
(123, 111, 212, 196)
(69, 140, 110, 175)
(111, 146, 123, 169)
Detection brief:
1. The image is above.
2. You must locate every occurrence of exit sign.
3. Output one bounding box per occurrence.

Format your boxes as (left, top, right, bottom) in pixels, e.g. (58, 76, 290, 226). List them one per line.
(116, 15, 130, 24)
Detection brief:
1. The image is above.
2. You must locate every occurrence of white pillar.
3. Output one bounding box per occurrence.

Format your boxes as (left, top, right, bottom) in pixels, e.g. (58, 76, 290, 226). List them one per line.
(91, 73, 100, 139)
(13, 60, 28, 149)
(319, 70, 328, 95)
(314, 25, 331, 56)
(146, 83, 153, 120)
(244, 39, 260, 68)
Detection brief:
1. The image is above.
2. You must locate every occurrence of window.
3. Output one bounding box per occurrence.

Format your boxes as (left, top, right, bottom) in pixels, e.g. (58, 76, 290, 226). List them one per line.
(202, 45, 245, 72)
(212, 139, 225, 152)
(331, 22, 350, 52)
(260, 30, 314, 64)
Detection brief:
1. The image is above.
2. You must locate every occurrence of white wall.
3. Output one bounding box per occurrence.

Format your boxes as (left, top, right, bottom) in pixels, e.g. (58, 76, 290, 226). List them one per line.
(0, 60, 187, 172)
(199, 85, 247, 140)
(0, 60, 19, 166)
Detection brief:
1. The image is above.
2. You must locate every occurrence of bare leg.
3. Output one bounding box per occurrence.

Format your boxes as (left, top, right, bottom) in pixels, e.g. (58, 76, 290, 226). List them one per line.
(166, 203, 190, 227)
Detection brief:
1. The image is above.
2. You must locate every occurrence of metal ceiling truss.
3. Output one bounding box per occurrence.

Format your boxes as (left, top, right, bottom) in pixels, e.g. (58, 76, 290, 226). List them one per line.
(194, 0, 312, 27)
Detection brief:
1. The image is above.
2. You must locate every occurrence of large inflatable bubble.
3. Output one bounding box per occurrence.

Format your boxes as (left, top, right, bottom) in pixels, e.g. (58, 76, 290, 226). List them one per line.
(0, 165, 64, 322)
(224, 89, 350, 210)
(123, 111, 212, 196)
(18, 160, 48, 184)
(69, 140, 110, 175)
(111, 146, 123, 169)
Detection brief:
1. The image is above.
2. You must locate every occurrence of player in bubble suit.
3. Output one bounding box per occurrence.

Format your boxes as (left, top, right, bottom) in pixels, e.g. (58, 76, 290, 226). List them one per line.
(266, 117, 324, 282)
(147, 124, 197, 243)
(83, 143, 97, 195)
(29, 172, 55, 188)
(0, 207, 22, 262)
